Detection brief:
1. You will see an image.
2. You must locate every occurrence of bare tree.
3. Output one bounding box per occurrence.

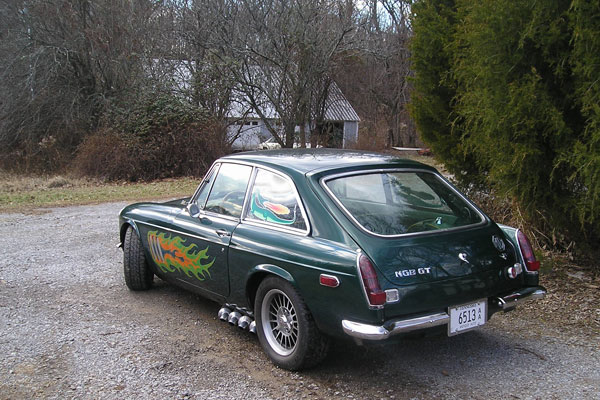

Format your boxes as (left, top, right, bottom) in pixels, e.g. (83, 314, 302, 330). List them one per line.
(377, 0, 414, 147)
(0, 0, 158, 168)
(333, 0, 416, 148)
(188, 0, 359, 148)
(0, 0, 417, 172)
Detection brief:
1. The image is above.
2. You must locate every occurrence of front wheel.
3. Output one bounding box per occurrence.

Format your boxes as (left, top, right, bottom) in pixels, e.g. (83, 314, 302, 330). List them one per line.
(255, 276, 329, 370)
(123, 226, 153, 290)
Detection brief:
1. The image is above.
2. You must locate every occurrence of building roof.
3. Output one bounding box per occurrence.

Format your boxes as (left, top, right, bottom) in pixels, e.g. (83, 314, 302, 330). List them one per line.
(322, 82, 360, 122)
(227, 80, 360, 122)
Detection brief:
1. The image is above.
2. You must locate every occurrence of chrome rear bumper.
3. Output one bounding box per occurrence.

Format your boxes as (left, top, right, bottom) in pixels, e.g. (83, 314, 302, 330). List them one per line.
(342, 286, 546, 341)
(492, 286, 546, 311)
(342, 313, 449, 341)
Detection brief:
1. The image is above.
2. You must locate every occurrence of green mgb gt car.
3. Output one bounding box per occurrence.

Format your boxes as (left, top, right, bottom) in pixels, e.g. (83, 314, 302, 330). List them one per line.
(118, 149, 546, 370)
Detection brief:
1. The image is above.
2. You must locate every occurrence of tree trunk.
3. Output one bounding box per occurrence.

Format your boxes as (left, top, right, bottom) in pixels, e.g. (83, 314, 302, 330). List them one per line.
(299, 122, 306, 148)
(284, 123, 295, 148)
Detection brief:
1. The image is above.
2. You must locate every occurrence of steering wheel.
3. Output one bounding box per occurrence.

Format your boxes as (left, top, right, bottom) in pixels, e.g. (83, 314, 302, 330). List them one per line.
(460, 206, 472, 219)
(405, 219, 441, 233)
(222, 191, 245, 204)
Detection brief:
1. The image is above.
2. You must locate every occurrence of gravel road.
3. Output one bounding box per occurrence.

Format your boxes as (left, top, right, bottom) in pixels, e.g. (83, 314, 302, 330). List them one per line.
(1, 202, 598, 399)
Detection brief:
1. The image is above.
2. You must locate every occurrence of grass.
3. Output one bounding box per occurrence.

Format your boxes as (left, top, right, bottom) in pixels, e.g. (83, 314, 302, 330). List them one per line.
(0, 152, 440, 212)
(0, 172, 199, 212)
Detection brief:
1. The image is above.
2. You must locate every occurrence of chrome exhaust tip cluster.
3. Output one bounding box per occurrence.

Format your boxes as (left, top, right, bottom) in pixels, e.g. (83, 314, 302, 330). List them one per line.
(217, 305, 256, 334)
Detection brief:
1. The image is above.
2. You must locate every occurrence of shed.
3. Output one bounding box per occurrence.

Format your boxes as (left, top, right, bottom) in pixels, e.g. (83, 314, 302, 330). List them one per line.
(227, 81, 360, 150)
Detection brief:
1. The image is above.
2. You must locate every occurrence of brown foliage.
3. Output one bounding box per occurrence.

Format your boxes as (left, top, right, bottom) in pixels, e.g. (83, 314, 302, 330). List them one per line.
(0, 132, 82, 174)
(73, 120, 228, 181)
(354, 119, 391, 151)
(458, 182, 600, 267)
(72, 131, 130, 180)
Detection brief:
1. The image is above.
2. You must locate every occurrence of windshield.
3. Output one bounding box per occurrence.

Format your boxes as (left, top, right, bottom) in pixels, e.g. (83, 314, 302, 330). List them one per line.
(325, 171, 483, 236)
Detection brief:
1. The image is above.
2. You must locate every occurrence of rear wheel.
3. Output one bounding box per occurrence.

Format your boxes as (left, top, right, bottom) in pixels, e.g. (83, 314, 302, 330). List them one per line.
(123, 226, 153, 290)
(255, 276, 329, 370)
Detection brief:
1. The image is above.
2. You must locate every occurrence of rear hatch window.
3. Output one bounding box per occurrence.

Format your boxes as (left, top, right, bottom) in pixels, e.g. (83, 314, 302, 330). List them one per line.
(324, 170, 483, 236)
(322, 170, 515, 290)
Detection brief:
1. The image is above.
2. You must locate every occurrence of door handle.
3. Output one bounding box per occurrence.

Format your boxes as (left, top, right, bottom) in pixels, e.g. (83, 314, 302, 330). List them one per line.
(215, 229, 231, 237)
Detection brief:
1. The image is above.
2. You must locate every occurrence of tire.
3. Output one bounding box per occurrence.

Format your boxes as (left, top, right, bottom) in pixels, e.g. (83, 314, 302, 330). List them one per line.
(255, 276, 329, 370)
(123, 226, 153, 290)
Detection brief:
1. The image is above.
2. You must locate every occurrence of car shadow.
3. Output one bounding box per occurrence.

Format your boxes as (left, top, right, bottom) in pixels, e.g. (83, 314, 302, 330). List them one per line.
(127, 280, 548, 398)
(302, 327, 547, 395)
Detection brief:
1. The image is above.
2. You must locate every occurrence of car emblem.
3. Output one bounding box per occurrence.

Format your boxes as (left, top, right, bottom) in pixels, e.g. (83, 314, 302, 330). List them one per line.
(492, 235, 506, 252)
(458, 252, 470, 264)
(395, 267, 432, 278)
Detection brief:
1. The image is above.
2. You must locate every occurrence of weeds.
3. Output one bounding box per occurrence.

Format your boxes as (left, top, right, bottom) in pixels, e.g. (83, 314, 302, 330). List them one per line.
(0, 173, 198, 211)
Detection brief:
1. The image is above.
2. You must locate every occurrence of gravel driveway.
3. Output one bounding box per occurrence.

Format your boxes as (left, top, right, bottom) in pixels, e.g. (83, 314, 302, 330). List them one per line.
(1, 202, 598, 399)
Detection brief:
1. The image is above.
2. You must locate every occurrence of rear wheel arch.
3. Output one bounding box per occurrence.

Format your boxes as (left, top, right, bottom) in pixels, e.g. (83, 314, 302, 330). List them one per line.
(245, 265, 296, 311)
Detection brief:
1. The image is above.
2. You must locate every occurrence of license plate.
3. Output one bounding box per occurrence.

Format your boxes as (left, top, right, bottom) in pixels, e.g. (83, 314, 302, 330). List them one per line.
(448, 299, 487, 336)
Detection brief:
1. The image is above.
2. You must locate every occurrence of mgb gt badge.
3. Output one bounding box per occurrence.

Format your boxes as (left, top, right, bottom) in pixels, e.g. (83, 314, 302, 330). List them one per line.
(395, 267, 432, 278)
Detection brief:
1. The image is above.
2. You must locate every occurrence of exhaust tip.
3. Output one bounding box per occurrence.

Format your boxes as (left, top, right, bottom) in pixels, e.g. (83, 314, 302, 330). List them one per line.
(228, 311, 242, 325)
(248, 320, 256, 334)
(218, 307, 231, 321)
(238, 315, 252, 330)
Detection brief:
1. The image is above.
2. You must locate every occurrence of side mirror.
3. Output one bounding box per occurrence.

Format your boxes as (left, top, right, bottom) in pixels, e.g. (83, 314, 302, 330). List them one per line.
(187, 203, 200, 218)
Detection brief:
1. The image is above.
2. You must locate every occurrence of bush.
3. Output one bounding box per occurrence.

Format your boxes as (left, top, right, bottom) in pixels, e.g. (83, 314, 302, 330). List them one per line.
(72, 130, 131, 180)
(0, 130, 83, 174)
(410, 0, 600, 256)
(73, 95, 229, 181)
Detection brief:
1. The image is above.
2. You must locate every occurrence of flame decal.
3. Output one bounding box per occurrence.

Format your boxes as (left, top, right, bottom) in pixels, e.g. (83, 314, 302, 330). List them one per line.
(147, 230, 215, 281)
(264, 201, 290, 215)
(250, 191, 297, 225)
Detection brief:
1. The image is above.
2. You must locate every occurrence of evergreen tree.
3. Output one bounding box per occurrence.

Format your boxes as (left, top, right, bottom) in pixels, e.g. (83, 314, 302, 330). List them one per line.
(567, 0, 600, 236)
(410, 0, 478, 177)
(410, 0, 600, 248)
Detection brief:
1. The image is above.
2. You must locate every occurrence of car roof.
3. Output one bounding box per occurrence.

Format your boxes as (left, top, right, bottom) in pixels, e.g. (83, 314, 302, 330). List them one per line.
(220, 149, 433, 177)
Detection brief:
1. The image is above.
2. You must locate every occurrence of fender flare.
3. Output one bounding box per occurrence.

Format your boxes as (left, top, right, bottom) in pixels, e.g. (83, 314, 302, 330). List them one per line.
(245, 264, 296, 308)
(119, 219, 141, 248)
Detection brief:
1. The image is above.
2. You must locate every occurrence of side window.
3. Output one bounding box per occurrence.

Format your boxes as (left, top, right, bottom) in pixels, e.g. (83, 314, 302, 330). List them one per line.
(246, 169, 307, 231)
(204, 163, 253, 218)
(194, 164, 219, 209)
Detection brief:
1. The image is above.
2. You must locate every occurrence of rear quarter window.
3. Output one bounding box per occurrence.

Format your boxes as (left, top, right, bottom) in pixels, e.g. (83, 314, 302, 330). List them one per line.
(245, 169, 308, 232)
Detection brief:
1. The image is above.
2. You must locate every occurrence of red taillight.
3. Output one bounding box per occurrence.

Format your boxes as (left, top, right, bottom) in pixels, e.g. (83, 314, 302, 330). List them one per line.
(517, 230, 540, 271)
(358, 254, 386, 306)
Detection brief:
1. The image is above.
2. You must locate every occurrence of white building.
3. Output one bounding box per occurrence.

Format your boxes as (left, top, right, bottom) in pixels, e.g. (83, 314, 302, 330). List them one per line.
(149, 59, 360, 150)
(227, 81, 360, 150)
